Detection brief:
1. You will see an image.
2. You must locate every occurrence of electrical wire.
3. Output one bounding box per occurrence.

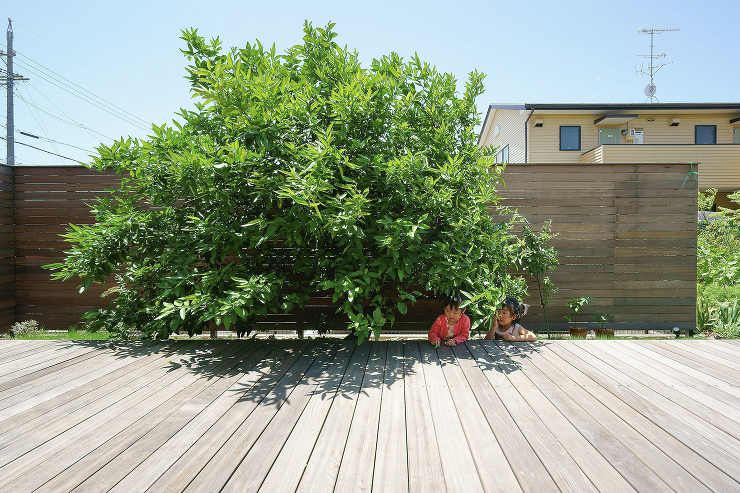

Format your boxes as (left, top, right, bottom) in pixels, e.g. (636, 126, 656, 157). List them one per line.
(0, 136, 84, 163)
(0, 19, 170, 118)
(25, 82, 115, 142)
(0, 123, 94, 153)
(14, 53, 152, 127)
(14, 88, 114, 141)
(17, 83, 65, 164)
(14, 58, 150, 131)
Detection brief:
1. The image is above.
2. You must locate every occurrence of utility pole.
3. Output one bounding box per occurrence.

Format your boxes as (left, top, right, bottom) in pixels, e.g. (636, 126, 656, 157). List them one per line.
(1, 18, 28, 166)
(636, 27, 679, 103)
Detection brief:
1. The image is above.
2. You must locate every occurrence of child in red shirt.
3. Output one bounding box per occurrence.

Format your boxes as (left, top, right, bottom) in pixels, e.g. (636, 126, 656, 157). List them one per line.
(428, 293, 470, 348)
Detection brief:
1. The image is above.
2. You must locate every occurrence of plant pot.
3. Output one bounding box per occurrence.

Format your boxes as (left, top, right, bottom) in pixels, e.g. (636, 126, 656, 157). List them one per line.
(594, 328, 614, 338)
(568, 327, 588, 339)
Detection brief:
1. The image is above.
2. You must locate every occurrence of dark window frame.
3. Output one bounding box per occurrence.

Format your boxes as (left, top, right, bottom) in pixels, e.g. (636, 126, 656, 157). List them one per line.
(560, 126, 581, 151)
(695, 125, 717, 144)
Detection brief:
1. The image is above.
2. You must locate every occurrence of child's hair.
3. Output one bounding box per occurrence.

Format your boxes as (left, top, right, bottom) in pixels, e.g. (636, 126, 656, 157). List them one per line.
(501, 297, 529, 319)
(441, 291, 467, 310)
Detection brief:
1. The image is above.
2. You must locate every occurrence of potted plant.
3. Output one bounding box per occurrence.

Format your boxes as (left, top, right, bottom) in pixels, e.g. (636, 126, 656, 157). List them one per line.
(564, 296, 593, 338)
(592, 310, 614, 338)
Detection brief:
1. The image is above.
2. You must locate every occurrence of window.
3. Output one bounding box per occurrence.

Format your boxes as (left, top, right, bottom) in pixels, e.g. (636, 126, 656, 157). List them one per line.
(495, 145, 509, 164)
(734, 128, 740, 144)
(695, 125, 717, 144)
(560, 126, 581, 151)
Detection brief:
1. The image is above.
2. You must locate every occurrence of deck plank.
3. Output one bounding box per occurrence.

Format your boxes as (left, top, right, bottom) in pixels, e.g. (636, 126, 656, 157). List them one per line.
(292, 341, 372, 493)
(0, 342, 192, 453)
(491, 342, 676, 492)
(46, 341, 269, 493)
(371, 341, 409, 493)
(564, 341, 740, 483)
(142, 340, 313, 493)
(0, 340, 58, 363)
(471, 341, 625, 493)
(0, 342, 237, 491)
(0, 345, 159, 420)
(417, 342, 485, 493)
(678, 340, 740, 364)
(180, 340, 321, 492)
(402, 341, 446, 493)
(530, 341, 734, 492)
(436, 344, 521, 493)
(605, 342, 740, 418)
(332, 341, 388, 493)
(0, 341, 82, 378)
(670, 340, 740, 371)
(0, 341, 177, 445)
(454, 342, 561, 493)
(221, 342, 344, 492)
(259, 341, 360, 493)
(0, 343, 99, 392)
(635, 340, 740, 385)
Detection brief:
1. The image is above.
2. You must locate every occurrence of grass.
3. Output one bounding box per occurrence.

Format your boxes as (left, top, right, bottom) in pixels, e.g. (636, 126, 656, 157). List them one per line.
(7, 330, 112, 340)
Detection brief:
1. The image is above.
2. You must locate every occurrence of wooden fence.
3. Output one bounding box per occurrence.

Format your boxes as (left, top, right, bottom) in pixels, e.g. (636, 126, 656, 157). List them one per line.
(0, 163, 697, 334)
(498, 163, 697, 332)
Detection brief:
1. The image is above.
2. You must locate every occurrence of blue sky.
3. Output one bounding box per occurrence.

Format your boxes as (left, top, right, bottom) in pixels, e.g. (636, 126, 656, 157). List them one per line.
(2, 0, 738, 165)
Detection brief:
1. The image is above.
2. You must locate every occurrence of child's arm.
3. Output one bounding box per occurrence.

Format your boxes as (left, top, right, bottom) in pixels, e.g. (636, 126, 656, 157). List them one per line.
(504, 325, 537, 342)
(483, 317, 499, 340)
(428, 316, 443, 346)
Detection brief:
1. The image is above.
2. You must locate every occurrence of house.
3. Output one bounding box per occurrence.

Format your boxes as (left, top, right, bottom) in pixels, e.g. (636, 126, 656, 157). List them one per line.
(478, 103, 740, 208)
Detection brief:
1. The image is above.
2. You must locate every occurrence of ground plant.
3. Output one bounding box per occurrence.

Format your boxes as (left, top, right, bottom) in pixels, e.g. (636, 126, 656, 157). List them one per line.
(46, 22, 524, 343)
(697, 189, 740, 337)
(9, 320, 41, 338)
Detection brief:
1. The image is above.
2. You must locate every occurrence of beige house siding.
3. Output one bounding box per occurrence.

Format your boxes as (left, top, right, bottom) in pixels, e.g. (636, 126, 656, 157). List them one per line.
(529, 112, 739, 162)
(479, 108, 527, 163)
(626, 113, 737, 144)
(528, 115, 600, 162)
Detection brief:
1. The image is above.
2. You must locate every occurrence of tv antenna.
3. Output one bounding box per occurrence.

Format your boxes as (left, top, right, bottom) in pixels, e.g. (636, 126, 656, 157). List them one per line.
(636, 27, 679, 102)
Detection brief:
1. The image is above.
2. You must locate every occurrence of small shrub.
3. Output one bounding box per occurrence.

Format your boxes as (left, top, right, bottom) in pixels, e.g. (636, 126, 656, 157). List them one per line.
(10, 320, 41, 338)
(699, 283, 740, 306)
(712, 301, 740, 339)
(696, 295, 712, 332)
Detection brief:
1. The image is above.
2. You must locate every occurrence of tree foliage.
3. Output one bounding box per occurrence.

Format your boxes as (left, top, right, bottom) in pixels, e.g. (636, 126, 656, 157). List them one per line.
(47, 22, 524, 342)
(517, 220, 558, 331)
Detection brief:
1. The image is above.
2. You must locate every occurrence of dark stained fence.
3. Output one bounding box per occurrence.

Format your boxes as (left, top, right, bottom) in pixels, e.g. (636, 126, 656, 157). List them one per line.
(13, 166, 119, 330)
(0, 165, 14, 328)
(1, 163, 697, 334)
(498, 163, 697, 332)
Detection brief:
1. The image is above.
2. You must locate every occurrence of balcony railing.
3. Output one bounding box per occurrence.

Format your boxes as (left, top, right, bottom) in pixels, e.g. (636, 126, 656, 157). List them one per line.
(581, 144, 740, 191)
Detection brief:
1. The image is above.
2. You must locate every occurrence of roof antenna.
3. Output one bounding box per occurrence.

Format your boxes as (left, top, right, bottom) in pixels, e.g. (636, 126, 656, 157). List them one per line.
(636, 27, 679, 103)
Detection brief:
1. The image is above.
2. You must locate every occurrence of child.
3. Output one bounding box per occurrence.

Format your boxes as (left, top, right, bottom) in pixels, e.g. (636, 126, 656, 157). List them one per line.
(429, 293, 470, 347)
(484, 297, 537, 341)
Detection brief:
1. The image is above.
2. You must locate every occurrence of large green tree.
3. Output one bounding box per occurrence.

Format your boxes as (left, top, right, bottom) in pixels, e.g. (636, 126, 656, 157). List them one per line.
(49, 22, 524, 342)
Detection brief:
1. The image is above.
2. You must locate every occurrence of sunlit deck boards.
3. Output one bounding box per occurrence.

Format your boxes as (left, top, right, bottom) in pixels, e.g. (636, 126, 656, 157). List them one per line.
(0, 339, 739, 492)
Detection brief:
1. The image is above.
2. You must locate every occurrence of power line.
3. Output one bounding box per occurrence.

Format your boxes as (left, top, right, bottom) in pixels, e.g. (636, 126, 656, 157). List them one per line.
(17, 82, 65, 164)
(0, 18, 170, 117)
(14, 58, 150, 131)
(0, 123, 94, 152)
(14, 88, 114, 141)
(0, 135, 84, 163)
(14, 52, 152, 127)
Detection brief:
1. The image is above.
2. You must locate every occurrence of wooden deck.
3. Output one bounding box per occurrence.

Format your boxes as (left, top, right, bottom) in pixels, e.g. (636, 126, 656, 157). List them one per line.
(1, 339, 739, 492)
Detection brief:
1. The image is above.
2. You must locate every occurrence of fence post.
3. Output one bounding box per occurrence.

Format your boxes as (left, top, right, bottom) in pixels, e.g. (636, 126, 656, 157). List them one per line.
(0, 164, 15, 331)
